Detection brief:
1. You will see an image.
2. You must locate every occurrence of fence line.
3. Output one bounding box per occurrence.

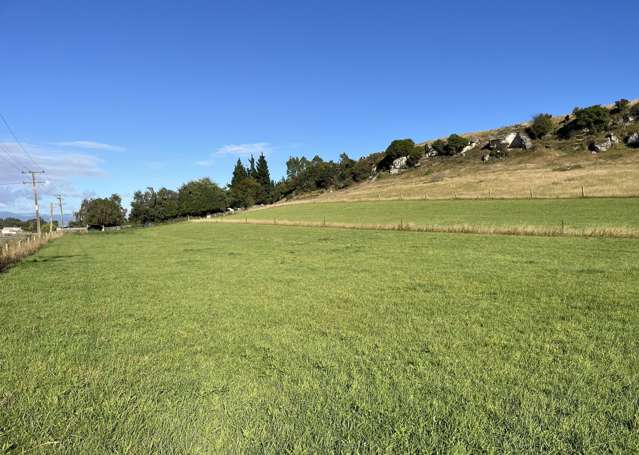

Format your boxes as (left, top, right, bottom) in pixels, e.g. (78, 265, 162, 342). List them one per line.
(192, 217, 639, 240)
(0, 231, 64, 271)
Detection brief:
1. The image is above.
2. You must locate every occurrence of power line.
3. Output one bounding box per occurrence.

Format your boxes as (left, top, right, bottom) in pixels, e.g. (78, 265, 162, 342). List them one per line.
(23, 170, 45, 235)
(56, 194, 65, 229)
(0, 141, 28, 172)
(0, 113, 43, 171)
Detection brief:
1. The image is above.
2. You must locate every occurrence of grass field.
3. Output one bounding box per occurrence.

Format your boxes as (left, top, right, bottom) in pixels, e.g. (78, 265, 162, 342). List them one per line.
(234, 198, 639, 230)
(307, 148, 639, 202)
(1, 222, 638, 453)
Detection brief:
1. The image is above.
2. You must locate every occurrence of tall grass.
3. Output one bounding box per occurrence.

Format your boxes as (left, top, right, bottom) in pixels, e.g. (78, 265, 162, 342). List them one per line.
(0, 231, 63, 271)
(194, 217, 639, 239)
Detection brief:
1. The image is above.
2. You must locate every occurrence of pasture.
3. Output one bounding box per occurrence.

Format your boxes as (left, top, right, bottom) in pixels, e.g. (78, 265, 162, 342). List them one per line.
(234, 197, 639, 230)
(1, 221, 638, 453)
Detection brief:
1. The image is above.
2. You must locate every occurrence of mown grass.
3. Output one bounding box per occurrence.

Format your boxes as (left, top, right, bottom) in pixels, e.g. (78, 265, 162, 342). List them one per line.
(234, 197, 639, 229)
(1, 223, 638, 453)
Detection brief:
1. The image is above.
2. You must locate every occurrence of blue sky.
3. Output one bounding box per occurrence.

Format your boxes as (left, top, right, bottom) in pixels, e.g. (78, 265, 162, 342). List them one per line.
(0, 0, 637, 215)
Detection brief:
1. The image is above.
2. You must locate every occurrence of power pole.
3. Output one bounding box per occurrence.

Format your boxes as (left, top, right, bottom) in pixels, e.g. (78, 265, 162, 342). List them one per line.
(50, 202, 54, 233)
(22, 170, 45, 236)
(56, 194, 64, 229)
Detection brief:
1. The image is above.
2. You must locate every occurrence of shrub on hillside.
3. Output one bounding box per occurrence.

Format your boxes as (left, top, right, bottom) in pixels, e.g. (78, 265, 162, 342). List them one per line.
(443, 134, 470, 155)
(377, 139, 416, 170)
(431, 139, 446, 155)
(573, 105, 610, 133)
(558, 105, 610, 138)
(527, 113, 554, 139)
(406, 145, 425, 167)
(613, 98, 630, 115)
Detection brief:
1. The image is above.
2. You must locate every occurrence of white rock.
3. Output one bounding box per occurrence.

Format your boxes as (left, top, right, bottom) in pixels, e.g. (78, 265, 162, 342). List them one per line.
(389, 156, 408, 174)
(626, 132, 639, 147)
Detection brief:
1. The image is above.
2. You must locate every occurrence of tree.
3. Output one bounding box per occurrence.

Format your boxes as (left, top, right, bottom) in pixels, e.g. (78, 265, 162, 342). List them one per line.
(573, 105, 610, 133)
(247, 155, 257, 178)
(336, 153, 356, 188)
(177, 178, 227, 216)
(613, 98, 630, 115)
(352, 157, 374, 182)
(129, 187, 178, 224)
(377, 139, 416, 170)
(406, 145, 425, 167)
(76, 194, 126, 227)
(230, 158, 248, 187)
(443, 134, 470, 155)
(229, 177, 260, 208)
(431, 139, 446, 155)
(559, 105, 611, 139)
(255, 153, 273, 204)
(528, 113, 554, 139)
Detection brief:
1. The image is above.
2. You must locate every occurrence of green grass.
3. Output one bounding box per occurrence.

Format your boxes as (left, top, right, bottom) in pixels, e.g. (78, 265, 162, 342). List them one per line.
(1, 223, 638, 453)
(234, 198, 639, 229)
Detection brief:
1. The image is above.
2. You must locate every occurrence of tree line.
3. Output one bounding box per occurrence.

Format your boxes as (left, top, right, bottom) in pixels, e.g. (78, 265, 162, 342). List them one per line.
(73, 98, 638, 227)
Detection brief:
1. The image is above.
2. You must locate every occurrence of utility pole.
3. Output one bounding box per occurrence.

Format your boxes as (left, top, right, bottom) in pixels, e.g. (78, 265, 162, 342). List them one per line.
(22, 170, 45, 236)
(50, 202, 54, 233)
(56, 194, 64, 230)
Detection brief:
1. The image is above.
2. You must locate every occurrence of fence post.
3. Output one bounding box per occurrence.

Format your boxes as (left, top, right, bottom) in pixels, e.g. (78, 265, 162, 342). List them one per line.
(581, 186, 585, 198)
(323, 216, 326, 227)
(561, 219, 565, 235)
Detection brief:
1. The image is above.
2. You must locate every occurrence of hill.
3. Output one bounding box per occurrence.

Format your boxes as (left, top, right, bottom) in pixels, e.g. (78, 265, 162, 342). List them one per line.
(282, 99, 639, 203)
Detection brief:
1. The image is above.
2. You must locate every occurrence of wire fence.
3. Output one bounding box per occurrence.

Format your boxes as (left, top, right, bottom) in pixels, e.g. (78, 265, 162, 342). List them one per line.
(0, 231, 63, 271)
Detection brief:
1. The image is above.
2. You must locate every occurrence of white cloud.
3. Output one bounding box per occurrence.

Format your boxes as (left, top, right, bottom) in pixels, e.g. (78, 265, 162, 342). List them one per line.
(52, 141, 125, 152)
(0, 142, 107, 213)
(196, 142, 272, 166)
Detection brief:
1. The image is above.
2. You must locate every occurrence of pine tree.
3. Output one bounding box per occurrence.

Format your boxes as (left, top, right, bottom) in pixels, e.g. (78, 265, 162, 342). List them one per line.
(247, 155, 256, 178)
(255, 153, 272, 204)
(231, 158, 248, 187)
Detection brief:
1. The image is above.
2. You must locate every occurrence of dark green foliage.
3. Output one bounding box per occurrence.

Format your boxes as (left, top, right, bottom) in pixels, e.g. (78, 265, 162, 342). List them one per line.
(336, 153, 356, 188)
(229, 177, 260, 208)
(613, 99, 630, 114)
(574, 105, 611, 132)
(177, 178, 227, 216)
(228, 158, 262, 207)
(377, 139, 416, 170)
(352, 157, 375, 182)
(559, 105, 610, 138)
(76, 194, 126, 227)
(247, 155, 257, 178)
(255, 153, 273, 204)
(130, 187, 179, 224)
(444, 134, 470, 155)
(0, 217, 53, 232)
(230, 159, 248, 187)
(406, 145, 425, 167)
(528, 113, 554, 139)
(429, 135, 469, 156)
(631, 103, 639, 117)
(281, 155, 339, 196)
(431, 139, 446, 154)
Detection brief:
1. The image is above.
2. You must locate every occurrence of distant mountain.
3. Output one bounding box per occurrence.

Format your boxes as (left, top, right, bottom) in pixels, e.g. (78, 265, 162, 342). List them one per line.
(0, 211, 74, 224)
(0, 211, 31, 221)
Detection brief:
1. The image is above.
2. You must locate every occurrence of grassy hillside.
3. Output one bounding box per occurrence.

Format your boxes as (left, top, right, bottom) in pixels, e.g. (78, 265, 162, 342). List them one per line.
(233, 198, 639, 229)
(1, 223, 638, 452)
(279, 100, 639, 202)
(307, 148, 639, 202)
